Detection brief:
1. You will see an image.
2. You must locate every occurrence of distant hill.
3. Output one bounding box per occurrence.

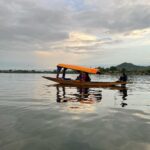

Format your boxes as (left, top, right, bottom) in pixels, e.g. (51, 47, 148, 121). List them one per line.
(116, 62, 150, 71)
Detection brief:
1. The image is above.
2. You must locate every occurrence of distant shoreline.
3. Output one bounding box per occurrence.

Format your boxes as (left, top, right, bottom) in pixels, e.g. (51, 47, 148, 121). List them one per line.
(0, 70, 149, 75)
(0, 63, 150, 75)
(0, 70, 78, 74)
(0, 70, 56, 74)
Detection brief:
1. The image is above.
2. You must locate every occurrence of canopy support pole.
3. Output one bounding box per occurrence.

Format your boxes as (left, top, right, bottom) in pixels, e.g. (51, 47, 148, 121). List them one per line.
(56, 66, 62, 78)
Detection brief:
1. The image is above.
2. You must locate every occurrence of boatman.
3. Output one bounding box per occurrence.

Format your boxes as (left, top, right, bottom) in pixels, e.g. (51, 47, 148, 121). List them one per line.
(119, 72, 128, 82)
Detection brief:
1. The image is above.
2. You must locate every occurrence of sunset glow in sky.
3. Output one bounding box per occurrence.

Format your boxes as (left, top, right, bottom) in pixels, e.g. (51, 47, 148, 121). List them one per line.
(0, 0, 150, 69)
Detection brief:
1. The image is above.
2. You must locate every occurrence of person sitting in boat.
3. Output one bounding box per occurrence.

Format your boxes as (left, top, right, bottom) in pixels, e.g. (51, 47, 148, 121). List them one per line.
(76, 72, 82, 80)
(76, 72, 91, 82)
(81, 72, 91, 82)
(85, 73, 91, 82)
(119, 72, 128, 82)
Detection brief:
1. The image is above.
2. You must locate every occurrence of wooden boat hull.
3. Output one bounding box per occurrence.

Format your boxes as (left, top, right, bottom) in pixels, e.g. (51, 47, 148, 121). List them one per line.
(42, 76, 127, 87)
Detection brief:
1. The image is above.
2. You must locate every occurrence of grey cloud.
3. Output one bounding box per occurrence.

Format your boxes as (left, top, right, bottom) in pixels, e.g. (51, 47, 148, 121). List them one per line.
(45, 38, 122, 55)
(75, 2, 150, 33)
(0, 0, 70, 51)
(0, 0, 150, 52)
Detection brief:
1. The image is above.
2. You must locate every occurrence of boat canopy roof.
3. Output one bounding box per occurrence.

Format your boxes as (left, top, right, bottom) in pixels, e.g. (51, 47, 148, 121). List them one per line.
(57, 64, 100, 74)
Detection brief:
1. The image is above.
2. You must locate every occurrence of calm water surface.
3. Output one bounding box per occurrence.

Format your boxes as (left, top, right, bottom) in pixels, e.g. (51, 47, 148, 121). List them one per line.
(0, 74, 150, 150)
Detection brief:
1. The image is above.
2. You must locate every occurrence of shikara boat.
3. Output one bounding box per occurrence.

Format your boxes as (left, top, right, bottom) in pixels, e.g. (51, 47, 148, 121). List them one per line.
(42, 64, 127, 87)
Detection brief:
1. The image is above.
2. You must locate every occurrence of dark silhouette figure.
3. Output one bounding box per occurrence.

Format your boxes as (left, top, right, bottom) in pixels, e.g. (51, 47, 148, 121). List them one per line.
(85, 73, 91, 82)
(119, 72, 128, 82)
(76, 72, 82, 80)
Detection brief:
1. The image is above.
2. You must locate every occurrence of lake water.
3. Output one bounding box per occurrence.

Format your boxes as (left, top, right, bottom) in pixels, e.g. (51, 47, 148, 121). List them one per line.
(0, 74, 150, 150)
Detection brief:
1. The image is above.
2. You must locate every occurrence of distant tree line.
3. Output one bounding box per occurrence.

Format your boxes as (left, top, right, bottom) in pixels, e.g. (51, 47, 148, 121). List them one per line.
(0, 69, 76, 74)
(0, 70, 54, 73)
(0, 68, 150, 75)
(97, 66, 150, 75)
(0, 62, 150, 75)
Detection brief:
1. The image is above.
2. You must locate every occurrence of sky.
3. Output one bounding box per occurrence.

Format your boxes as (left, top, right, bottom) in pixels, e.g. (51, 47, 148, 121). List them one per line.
(0, 0, 150, 69)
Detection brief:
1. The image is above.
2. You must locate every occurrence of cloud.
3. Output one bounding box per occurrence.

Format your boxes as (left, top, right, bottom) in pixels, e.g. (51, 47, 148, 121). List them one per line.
(75, 0, 150, 33)
(0, 0, 150, 68)
(35, 49, 90, 68)
(1, 0, 150, 51)
(0, 0, 70, 51)
(34, 31, 121, 55)
(122, 28, 150, 39)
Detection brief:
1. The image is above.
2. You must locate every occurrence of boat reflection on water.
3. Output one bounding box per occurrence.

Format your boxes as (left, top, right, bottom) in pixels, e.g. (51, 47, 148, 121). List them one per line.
(119, 88, 128, 107)
(55, 84, 128, 108)
(56, 85, 102, 104)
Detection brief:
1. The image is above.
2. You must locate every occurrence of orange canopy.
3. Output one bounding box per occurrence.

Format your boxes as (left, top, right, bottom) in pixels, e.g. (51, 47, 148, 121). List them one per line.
(57, 64, 100, 74)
